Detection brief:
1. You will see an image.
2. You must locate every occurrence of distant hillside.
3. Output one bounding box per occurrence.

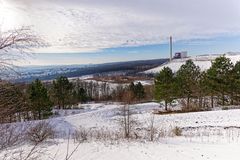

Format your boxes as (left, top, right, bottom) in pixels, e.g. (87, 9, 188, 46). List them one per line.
(14, 58, 168, 83)
(144, 52, 240, 74)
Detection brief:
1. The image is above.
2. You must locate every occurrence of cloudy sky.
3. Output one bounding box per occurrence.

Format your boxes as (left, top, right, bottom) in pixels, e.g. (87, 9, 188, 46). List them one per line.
(1, 0, 240, 65)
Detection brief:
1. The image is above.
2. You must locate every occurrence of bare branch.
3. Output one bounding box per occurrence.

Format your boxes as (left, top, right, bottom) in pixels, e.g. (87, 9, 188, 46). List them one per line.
(0, 26, 46, 78)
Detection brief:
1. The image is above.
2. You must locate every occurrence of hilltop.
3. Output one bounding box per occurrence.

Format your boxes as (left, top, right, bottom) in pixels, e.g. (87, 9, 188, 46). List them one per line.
(145, 52, 240, 74)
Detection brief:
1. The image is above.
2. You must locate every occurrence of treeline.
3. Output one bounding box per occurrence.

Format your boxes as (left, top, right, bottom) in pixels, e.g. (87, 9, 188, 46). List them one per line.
(0, 79, 55, 123)
(155, 56, 240, 111)
(0, 75, 152, 123)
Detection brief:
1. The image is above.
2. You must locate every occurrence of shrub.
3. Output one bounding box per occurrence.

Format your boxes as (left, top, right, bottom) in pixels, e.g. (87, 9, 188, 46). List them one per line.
(72, 127, 88, 143)
(222, 107, 229, 110)
(0, 124, 26, 150)
(27, 121, 55, 144)
(172, 126, 182, 136)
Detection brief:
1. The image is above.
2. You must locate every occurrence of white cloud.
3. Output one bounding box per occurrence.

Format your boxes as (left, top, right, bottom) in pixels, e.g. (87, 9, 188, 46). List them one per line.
(1, 0, 240, 53)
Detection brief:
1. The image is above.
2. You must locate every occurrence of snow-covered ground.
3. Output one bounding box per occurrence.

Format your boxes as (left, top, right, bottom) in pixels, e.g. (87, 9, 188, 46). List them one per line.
(52, 102, 240, 136)
(2, 102, 240, 160)
(7, 139, 240, 160)
(145, 52, 240, 73)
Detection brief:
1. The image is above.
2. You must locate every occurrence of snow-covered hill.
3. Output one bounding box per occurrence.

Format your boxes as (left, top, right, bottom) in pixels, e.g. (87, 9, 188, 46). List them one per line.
(145, 52, 240, 74)
(3, 102, 240, 160)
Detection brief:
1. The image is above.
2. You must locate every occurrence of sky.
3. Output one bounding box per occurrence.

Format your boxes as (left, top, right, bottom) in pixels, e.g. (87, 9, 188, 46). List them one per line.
(0, 0, 240, 66)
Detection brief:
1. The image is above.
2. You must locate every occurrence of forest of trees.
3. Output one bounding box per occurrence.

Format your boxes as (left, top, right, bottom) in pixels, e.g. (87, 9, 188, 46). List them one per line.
(0, 75, 148, 123)
(155, 56, 240, 111)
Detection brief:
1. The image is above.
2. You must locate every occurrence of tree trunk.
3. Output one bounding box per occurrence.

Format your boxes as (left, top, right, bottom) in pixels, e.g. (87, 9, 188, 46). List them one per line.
(187, 96, 190, 109)
(211, 94, 214, 108)
(230, 92, 234, 105)
(58, 99, 61, 109)
(127, 106, 130, 138)
(18, 113, 21, 122)
(38, 110, 41, 120)
(222, 92, 225, 106)
(123, 105, 127, 138)
(237, 95, 239, 105)
(203, 97, 206, 108)
(198, 96, 202, 109)
(165, 101, 168, 111)
(26, 111, 30, 121)
(62, 98, 65, 109)
(10, 114, 12, 123)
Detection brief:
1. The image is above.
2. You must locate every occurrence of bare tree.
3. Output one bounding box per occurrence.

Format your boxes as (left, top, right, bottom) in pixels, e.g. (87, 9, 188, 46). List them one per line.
(27, 121, 55, 144)
(0, 81, 30, 123)
(0, 26, 44, 77)
(119, 90, 136, 138)
(0, 123, 27, 150)
(148, 114, 157, 141)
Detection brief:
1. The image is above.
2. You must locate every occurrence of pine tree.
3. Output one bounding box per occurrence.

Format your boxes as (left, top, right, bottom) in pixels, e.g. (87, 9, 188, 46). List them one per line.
(155, 67, 175, 110)
(231, 61, 240, 104)
(52, 76, 73, 109)
(71, 81, 88, 105)
(78, 88, 88, 103)
(128, 82, 145, 101)
(199, 71, 211, 108)
(207, 56, 233, 106)
(129, 82, 135, 93)
(176, 60, 201, 108)
(135, 82, 145, 100)
(29, 79, 53, 120)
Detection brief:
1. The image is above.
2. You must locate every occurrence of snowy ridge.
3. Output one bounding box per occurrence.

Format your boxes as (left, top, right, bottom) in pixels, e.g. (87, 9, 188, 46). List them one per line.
(145, 52, 240, 73)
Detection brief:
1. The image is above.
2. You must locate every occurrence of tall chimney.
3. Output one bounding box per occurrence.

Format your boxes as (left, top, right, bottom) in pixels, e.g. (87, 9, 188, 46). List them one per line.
(170, 36, 173, 61)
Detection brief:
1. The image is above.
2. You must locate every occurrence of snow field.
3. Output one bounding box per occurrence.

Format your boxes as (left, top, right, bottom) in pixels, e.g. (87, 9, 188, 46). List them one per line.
(2, 102, 240, 160)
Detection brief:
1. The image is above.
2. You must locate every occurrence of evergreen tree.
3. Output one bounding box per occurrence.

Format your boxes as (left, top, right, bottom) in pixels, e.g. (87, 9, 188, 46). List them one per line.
(135, 82, 145, 100)
(198, 71, 212, 108)
(71, 90, 79, 105)
(78, 88, 88, 103)
(176, 60, 201, 108)
(207, 56, 233, 105)
(52, 76, 73, 109)
(128, 82, 145, 101)
(155, 67, 175, 110)
(29, 79, 53, 120)
(72, 87, 88, 104)
(231, 61, 240, 104)
(129, 82, 135, 93)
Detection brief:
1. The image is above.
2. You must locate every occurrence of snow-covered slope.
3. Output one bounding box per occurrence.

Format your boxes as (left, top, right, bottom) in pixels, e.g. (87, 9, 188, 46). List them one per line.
(3, 102, 240, 160)
(2, 102, 240, 160)
(145, 52, 240, 74)
(54, 102, 240, 133)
